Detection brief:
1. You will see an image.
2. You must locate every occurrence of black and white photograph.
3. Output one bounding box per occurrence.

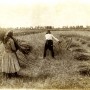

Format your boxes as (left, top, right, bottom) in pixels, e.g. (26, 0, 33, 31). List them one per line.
(0, 0, 90, 89)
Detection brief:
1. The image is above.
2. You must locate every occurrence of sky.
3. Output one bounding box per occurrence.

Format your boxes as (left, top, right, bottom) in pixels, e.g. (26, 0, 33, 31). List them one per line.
(0, 0, 90, 28)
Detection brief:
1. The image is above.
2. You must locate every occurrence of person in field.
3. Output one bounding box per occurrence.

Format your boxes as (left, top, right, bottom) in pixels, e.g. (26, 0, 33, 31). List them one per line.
(43, 30, 60, 58)
(1, 30, 20, 78)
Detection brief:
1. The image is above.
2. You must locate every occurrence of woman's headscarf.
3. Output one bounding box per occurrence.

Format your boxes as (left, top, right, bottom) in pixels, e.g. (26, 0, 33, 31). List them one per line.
(4, 30, 13, 43)
(5, 30, 13, 37)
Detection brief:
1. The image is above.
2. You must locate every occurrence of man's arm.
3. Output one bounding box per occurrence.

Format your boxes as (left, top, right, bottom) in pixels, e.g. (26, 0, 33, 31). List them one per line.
(52, 35, 59, 42)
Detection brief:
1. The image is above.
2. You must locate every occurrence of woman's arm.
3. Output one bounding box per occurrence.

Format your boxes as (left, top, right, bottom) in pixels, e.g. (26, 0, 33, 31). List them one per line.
(10, 39, 16, 52)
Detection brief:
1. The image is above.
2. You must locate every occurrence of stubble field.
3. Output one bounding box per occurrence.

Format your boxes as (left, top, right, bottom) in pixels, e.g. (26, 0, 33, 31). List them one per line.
(0, 30, 90, 89)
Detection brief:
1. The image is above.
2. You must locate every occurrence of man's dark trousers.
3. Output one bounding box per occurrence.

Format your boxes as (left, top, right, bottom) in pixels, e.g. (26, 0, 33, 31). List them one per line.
(44, 40, 54, 58)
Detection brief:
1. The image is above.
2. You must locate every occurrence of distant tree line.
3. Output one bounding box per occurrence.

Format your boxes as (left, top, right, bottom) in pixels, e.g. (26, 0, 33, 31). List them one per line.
(0, 25, 90, 30)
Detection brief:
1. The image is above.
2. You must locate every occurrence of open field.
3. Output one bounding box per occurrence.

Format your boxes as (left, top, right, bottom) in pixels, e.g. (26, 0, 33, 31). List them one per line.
(0, 30, 90, 89)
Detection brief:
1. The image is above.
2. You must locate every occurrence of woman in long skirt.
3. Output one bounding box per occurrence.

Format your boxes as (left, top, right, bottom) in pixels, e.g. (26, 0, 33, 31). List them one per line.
(1, 30, 20, 78)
